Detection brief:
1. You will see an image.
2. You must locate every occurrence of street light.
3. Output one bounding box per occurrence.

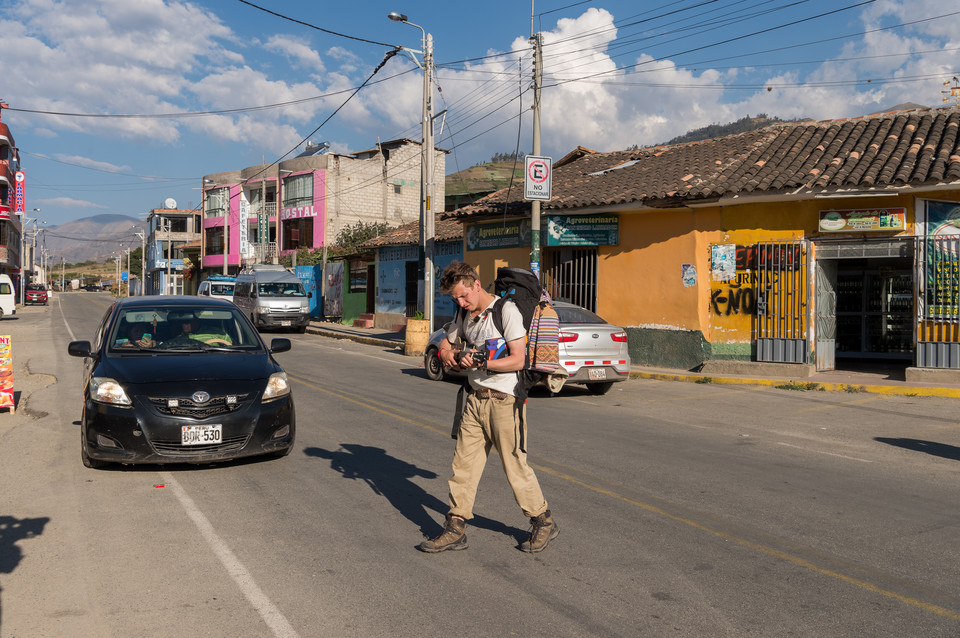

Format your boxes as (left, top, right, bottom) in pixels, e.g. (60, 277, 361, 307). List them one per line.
(389, 10, 436, 332)
(18, 209, 41, 306)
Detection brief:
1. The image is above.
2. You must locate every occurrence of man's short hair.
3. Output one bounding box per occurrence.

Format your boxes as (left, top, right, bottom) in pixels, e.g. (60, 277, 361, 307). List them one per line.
(439, 261, 480, 294)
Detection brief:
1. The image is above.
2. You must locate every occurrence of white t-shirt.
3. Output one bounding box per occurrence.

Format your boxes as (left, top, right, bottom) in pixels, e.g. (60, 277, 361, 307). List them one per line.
(447, 297, 525, 396)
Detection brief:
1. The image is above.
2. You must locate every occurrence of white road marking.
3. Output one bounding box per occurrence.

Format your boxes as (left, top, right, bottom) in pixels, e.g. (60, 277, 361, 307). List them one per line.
(776, 442, 873, 463)
(161, 472, 300, 638)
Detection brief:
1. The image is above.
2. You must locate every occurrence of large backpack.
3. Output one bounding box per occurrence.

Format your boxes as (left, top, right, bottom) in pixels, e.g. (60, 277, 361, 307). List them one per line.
(488, 267, 566, 400)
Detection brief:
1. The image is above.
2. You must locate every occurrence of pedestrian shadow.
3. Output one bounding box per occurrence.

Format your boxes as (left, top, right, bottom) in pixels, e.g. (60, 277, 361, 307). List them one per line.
(874, 437, 960, 462)
(303, 445, 526, 542)
(0, 515, 50, 632)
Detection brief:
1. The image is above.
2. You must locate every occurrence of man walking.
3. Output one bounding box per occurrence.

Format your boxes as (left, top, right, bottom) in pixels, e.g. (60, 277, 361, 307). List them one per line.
(418, 261, 559, 554)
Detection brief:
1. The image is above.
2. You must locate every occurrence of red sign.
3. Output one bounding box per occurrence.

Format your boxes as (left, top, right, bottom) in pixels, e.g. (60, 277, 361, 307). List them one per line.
(0, 204, 10, 220)
(13, 171, 25, 215)
(0, 336, 13, 411)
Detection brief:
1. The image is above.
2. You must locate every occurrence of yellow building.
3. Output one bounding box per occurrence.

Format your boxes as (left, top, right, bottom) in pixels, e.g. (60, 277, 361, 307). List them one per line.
(448, 106, 960, 378)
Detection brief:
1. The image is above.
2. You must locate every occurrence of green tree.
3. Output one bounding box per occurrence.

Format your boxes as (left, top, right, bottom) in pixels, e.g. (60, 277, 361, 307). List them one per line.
(335, 221, 391, 254)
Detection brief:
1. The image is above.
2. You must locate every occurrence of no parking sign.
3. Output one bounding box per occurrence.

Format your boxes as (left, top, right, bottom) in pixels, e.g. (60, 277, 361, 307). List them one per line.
(524, 155, 552, 201)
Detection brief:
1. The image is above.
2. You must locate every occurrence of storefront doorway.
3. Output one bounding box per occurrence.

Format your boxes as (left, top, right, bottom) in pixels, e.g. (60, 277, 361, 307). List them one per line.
(814, 239, 914, 371)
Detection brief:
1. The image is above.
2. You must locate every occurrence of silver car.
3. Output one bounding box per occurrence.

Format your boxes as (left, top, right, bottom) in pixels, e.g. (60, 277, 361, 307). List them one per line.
(424, 301, 630, 395)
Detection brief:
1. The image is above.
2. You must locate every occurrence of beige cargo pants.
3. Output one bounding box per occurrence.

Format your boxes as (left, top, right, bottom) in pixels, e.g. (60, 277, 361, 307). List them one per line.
(448, 393, 548, 520)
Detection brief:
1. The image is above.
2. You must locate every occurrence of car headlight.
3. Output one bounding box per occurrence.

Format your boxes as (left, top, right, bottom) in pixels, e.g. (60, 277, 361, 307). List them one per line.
(89, 377, 132, 406)
(262, 371, 290, 402)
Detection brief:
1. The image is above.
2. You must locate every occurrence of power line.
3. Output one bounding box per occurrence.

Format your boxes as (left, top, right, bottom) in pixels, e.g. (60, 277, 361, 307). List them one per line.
(234, 0, 397, 48)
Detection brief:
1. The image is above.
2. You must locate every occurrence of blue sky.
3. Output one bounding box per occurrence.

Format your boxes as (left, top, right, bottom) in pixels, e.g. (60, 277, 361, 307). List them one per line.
(2, 0, 959, 228)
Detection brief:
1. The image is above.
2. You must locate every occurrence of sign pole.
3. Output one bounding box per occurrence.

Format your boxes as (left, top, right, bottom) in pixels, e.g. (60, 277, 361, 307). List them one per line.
(529, 33, 543, 280)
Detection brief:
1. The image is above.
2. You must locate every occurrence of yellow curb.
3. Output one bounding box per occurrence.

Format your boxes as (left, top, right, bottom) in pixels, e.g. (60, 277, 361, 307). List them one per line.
(629, 370, 960, 399)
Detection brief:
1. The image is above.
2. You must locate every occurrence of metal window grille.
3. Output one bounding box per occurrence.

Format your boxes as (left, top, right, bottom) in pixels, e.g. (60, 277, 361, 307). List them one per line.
(542, 248, 598, 312)
(917, 234, 960, 366)
(756, 240, 808, 363)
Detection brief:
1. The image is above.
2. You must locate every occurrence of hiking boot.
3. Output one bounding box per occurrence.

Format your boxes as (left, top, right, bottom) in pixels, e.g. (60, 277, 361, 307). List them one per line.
(418, 514, 468, 553)
(519, 510, 559, 553)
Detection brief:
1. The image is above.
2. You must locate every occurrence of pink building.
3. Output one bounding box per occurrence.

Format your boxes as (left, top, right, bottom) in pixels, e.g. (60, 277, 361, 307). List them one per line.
(200, 139, 444, 277)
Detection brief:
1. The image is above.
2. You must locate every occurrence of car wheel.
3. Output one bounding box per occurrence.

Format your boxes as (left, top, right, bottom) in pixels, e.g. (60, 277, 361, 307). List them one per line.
(296, 325, 307, 334)
(80, 431, 108, 469)
(586, 381, 614, 395)
(424, 347, 446, 381)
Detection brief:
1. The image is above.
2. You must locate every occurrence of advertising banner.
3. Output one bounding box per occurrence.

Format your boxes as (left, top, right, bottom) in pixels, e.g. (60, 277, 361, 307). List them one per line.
(546, 214, 619, 246)
(0, 336, 12, 411)
(465, 219, 532, 251)
(917, 200, 960, 318)
(324, 261, 344, 317)
(14, 172, 25, 215)
(819, 208, 906, 232)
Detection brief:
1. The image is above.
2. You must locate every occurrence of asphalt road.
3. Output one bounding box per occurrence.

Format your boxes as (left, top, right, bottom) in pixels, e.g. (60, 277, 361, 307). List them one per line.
(1, 292, 959, 637)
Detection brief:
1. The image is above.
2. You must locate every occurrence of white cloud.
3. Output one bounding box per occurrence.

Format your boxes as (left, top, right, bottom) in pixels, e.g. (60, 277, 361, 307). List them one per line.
(54, 155, 131, 173)
(265, 36, 326, 73)
(34, 197, 108, 209)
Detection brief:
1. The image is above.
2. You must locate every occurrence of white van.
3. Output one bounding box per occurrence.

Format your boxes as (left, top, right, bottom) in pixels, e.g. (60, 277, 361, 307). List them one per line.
(0, 275, 17, 318)
(233, 265, 311, 333)
(197, 276, 236, 302)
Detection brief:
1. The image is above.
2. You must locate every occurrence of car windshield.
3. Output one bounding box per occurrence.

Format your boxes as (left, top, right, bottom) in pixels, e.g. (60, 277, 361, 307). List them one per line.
(556, 305, 607, 324)
(108, 305, 262, 353)
(257, 282, 305, 297)
(27, 285, 45, 291)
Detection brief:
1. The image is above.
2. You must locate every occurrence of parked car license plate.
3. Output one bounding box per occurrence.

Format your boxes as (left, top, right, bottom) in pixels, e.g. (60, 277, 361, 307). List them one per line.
(182, 424, 222, 445)
(588, 368, 607, 380)
(281, 320, 291, 327)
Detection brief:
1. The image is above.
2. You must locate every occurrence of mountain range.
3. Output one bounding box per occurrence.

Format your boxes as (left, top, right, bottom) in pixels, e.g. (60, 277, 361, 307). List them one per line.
(41, 214, 145, 265)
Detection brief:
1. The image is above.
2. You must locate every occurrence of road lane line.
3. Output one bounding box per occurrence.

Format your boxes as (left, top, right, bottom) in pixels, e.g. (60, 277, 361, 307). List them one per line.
(776, 442, 874, 462)
(292, 376, 960, 622)
(529, 464, 960, 622)
(161, 472, 300, 638)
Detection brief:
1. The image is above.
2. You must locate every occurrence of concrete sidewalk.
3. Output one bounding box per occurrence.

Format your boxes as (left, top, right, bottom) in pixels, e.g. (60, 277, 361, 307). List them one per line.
(306, 318, 960, 399)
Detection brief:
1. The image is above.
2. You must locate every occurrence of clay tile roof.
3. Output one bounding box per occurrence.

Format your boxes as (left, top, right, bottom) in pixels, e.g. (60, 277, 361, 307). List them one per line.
(447, 105, 960, 219)
(360, 215, 463, 248)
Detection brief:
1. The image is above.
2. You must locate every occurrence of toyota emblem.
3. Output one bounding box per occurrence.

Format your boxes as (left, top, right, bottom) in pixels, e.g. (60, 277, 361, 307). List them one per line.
(192, 391, 211, 404)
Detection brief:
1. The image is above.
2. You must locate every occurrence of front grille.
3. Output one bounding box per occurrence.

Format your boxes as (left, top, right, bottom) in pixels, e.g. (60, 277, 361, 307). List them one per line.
(148, 393, 251, 419)
(150, 434, 250, 456)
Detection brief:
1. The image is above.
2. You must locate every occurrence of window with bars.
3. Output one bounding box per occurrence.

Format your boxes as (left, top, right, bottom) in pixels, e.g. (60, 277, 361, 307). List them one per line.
(205, 188, 228, 218)
(282, 174, 312, 208)
(542, 247, 598, 312)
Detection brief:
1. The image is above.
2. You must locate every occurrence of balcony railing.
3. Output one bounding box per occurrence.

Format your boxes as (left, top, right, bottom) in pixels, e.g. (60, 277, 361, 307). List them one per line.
(248, 242, 277, 263)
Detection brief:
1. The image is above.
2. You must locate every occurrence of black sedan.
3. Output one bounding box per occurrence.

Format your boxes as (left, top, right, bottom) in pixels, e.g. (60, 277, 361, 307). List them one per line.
(67, 296, 295, 468)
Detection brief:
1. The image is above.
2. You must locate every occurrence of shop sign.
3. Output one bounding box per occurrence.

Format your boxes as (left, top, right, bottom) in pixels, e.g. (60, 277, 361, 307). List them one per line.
(465, 219, 532, 251)
(0, 336, 13, 411)
(0, 204, 10, 220)
(13, 172, 25, 215)
(280, 205, 316, 221)
(819, 207, 905, 232)
(546, 214, 619, 246)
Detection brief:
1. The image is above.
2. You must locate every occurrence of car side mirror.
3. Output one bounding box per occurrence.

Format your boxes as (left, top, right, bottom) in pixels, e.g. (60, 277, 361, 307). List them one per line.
(270, 338, 291, 354)
(307, 292, 313, 299)
(68, 340, 93, 358)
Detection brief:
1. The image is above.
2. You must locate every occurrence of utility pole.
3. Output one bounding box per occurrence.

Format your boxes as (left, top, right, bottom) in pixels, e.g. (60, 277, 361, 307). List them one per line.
(165, 218, 172, 295)
(423, 32, 435, 332)
(135, 231, 145, 295)
(530, 30, 543, 280)
(388, 11, 435, 332)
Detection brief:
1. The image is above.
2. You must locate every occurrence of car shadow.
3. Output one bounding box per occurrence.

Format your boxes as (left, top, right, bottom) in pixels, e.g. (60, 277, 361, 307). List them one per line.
(304, 444, 526, 543)
(0, 515, 50, 632)
(874, 437, 960, 462)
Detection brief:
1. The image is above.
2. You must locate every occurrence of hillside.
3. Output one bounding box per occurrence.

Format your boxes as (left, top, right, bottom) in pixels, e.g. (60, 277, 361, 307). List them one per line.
(446, 160, 524, 196)
(43, 214, 145, 265)
(659, 114, 802, 146)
